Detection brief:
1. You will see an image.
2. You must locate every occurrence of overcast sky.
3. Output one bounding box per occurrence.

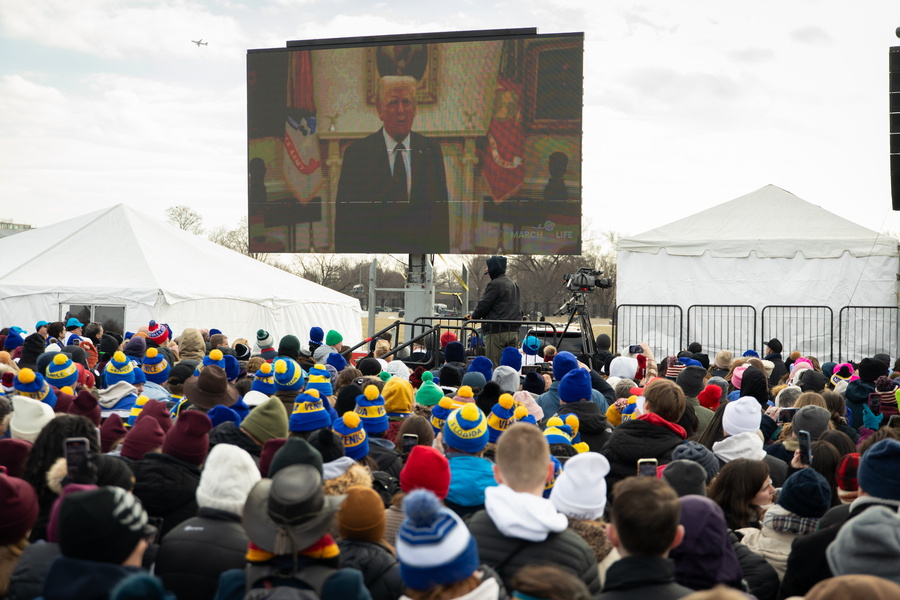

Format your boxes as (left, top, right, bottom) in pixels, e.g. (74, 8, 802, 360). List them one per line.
(2, 0, 900, 247)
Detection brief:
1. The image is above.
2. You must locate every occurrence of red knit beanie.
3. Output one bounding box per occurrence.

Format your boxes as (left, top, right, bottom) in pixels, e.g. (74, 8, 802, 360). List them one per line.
(400, 445, 450, 500)
(67, 391, 101, 426)
(135, 399, 173, 433)
(163, 411, 211, 466)
(120, 417, 166, 461)
(698, 384, 723, 411)
(258, 438, 288, 477)
(100, 414, 127, 454)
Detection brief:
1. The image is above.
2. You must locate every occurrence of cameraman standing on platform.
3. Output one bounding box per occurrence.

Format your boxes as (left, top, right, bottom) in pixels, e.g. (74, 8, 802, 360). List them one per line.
(465, 255, 522, 366)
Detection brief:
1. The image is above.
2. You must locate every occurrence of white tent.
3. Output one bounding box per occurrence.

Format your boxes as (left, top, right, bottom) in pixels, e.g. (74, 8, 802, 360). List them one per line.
(0, 204, 362, 344)
(616, 185, 899, 357)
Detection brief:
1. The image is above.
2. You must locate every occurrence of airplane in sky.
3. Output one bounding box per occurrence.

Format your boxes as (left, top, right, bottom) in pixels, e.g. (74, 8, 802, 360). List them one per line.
(191, 39, 207, 47)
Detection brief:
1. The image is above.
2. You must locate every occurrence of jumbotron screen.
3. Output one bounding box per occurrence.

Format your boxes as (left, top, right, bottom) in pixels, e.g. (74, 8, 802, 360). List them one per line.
(247, 29, 583, 255)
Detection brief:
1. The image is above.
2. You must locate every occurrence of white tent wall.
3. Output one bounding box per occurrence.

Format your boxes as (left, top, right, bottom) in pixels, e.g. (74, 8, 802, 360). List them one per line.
(0, 205, 362, 345)
(616, 186, 900, 360)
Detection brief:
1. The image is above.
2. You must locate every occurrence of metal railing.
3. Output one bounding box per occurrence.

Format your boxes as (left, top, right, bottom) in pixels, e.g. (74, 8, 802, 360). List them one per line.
(687, 305, 756, 358)
(761, 306, 833, 362)
(837, 306, 899, 362)
(613, 304, 683, 359)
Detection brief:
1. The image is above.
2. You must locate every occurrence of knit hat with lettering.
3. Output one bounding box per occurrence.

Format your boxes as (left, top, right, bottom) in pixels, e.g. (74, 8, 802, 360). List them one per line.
(105, 351, 136, 386)
(273, 357, 305, 392)
(487, 393, 527, 444)
(251, 362, 276, 396)
(355, 385, 388, 434)
(14, 369, 57, 408)
(289, 389, 332, 433)
(443, 404, 488, 454)
(429, 397, 455, 434)
(333, 412, 369, 461)
(46, 353, 78, 389)
(147, 320, 169, 346)
(140, 348, 170, 385)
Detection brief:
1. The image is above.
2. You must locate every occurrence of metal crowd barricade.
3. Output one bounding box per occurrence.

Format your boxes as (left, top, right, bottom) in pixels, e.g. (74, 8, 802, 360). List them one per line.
(686, 305, 756, 358)
(613, 304, 683, 360)
(761, 305, 834, 362)
(837, 306, 899, 362)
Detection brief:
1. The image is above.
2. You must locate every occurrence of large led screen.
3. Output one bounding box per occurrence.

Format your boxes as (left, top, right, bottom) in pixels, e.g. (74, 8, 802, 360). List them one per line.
(247, 30, 583, 254)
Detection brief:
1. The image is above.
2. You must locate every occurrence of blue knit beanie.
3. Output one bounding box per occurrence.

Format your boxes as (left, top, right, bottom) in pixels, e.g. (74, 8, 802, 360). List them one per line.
(306, 364, 333, 397)
(310, 327, 324, 344)
(500, 347, 522, 372)
(559, 368, 592, 403)
(467, 356, 493, 382)
(522, 336, 541, 356)
(397, 490, 479, 590)
(223, 354, 240, 382)
(778, 468, 832, 518)
(208, 405, 242, 428)
(444, 341, 465, 364)
(289, 389, 332, 433)
(858, 439, 900, 501)
(273, 357, 305, 391)
(326, 352, 347, 372)
(105, 351, 136, 386)
(333, 412, 369, 460)
(487, 394, 528, 443)
(429, 397, 455, 434)
(552, 351, 579, 381)
(443, 404, 488, 454)
(14, 368, 57, 408)
(45, 353, 78, 389)
(141, 348, 170, 385)
(251, 362, 276, 396)
(198, 349, 226, 373)
(355, 385, 388, 434)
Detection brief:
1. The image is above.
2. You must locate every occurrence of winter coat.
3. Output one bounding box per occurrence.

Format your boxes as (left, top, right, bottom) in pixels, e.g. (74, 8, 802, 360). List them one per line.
(600, 414, 686, 491)
(555, 401, 612, 451)
(597, 556, 693, 600)
(715, 433, 787, 487)
(368, 439, 403, 479)
(155, 508, 249, 600)
(467, 509, 600, 595)
(208, 421, 262, 460)
(446, 455, 498, 517)
(777, 497, 899, 600)
(566, 518, 619, 589)
(130, 452, 201, 537)
(470, 257, 521, 334)
(337, 540, 403, 600)
(400, 573, 503, 600)
(845, 379, 876, 430)
(39, 556, 143, 600)
(274, 389, 300, 418)
(536, 382, 610, 425)
(8, 541, 60, 600)
(687, 396, 714, 435)
(213, 556, 372, 600)
(178, 328, 207, 363)
(765, 353, 788, 387)
(730, 532, 779, 600)
(737, 523, 794, 580)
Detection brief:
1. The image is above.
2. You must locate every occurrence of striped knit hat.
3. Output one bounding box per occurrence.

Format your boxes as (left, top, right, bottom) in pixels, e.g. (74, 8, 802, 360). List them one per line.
(273, 357, 305, 391)
(306, 364, 333, 397)
(147, 320, 169, 346)
(429, 397, 456, 434)
(14, 368, 57, 408)
(355, 385, 388, 434)
(251, 362, 276, 396)
(105, 351, 135, 386)
(141, 348, 170, 385)
(443, 404, 488, 454)
(333, 412, 369, 460)
(486, 393, 527, 443)
(46, 353, 78, 389)
(289, 389, 332, 433)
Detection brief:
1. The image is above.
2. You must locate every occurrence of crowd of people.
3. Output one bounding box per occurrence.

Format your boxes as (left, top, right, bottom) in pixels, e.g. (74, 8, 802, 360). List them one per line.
(1, 315, 899, 600)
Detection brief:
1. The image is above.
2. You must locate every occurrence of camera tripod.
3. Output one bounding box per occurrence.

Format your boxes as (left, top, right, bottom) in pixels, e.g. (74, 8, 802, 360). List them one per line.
(553, 291, 597, 366)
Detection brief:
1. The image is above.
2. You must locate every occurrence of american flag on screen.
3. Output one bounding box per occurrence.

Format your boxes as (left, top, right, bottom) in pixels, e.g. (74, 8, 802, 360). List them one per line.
(284, 50, 324, 204)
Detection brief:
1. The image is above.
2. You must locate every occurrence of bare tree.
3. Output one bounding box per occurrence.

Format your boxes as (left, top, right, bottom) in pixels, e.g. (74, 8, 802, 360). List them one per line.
(207, 216, 272, 264)
(165, 205, 204, 235)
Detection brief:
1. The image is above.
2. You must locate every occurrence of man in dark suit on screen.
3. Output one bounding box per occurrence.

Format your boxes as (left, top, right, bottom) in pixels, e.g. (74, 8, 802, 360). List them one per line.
(334, 75, 450, 253)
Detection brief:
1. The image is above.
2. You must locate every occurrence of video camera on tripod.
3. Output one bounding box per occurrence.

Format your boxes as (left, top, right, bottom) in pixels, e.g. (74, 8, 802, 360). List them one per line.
(563, 267, 612, 293)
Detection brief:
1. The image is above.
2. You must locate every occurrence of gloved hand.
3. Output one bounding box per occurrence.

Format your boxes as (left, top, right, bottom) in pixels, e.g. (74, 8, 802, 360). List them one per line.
(863, 404, 884, 430)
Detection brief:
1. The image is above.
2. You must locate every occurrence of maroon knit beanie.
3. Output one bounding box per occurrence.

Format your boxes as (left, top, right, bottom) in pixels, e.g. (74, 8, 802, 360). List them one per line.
(400, 445, 451, 500)
(120, 417, 166, 461)
(100, 413, 127, 454)
(0, 439, 33, 478)
(67, 391, 101, 426)
(0, 475, 39, 545)
(135, 399, 173, 433)
(163, 411, 211, 466)
(258, 437, 288, 478)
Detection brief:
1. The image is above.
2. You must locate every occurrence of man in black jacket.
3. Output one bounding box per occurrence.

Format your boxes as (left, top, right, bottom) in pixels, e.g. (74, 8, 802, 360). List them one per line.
(599, 477, 693, 599)
(466, 255, 521, 366)
(764, 338, 788, 387)
(467, 423, 600, 595)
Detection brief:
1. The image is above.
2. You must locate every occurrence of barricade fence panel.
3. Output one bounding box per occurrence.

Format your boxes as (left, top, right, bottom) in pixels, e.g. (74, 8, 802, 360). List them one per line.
(838, 306, 899, 363)
(761, 306, 833, 363)
(686, 305, 756, 358)
(613, 305, 683, 360)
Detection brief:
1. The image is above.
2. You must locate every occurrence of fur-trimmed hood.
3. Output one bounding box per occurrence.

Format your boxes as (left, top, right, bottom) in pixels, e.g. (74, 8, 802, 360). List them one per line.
(323, 463, 373, 496)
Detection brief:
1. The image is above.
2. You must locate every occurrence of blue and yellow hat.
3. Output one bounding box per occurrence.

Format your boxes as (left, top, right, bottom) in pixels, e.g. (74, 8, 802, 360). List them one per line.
(543, 455, 563, 499)
(251, 362, 276, 396)
(355, 385, 388, 434)
(46, 353, 78, 389)
(333, 411, 369, 460)
(487, 393, 527, 444)
(289, 389, 332, 432)
(14, 368, 57, 409)
(127, 395, 151, 427)
(543, 416, 589, 452)
(196, 349, 225, 375)
(273, 357, 304, 391)
(306, 364, 333, 397)
(105, 351, 136, 386)
(141, 348, 170, 385)
(443, 403, 489, 454)
(429, 397, 456, 434)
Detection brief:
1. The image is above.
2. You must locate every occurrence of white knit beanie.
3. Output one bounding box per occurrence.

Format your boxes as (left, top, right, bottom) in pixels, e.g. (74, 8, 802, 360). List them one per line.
(550, 452, 609, 520)
(609, 357, 638, 380)
(10, 395, 54, 443)
(722, 396, 762, 436)
(195, 444, 261, 515)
